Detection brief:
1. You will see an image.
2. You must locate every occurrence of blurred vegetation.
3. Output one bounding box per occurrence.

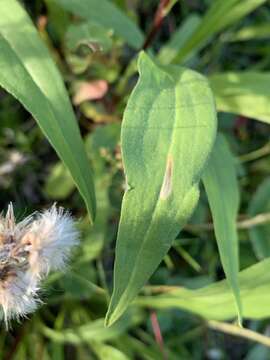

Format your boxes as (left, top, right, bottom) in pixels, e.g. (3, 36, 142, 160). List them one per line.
(0, 0, 270, 359)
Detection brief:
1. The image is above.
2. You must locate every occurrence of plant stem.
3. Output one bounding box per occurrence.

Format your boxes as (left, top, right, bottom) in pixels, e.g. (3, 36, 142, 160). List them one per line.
(185, 212, 270, 232)
(208, 320, 270, 348)
(239, 141, 270, 163)
(142, 0, 171, 50)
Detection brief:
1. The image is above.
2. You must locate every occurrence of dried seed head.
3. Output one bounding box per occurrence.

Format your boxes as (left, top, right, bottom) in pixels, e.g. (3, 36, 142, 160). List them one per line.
(0, 269, 39, 328)
(24, 205, 79, 276)
(0, 203, 78, 328)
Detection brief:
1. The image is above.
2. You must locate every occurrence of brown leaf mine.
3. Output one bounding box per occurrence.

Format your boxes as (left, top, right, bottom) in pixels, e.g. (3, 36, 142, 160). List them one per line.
(160, 156, 173, 200)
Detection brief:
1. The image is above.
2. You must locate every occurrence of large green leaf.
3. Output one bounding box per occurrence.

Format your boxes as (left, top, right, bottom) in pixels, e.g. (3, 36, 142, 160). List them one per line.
(171, 0, 266, 63)
(248, 178, 270, 259)
(105, 52, 217, 326)
(202, 134, 242, 323)
(0, 0, 96, 221)
(136, 258, 270, 321)
(54, 0, 144, 49)
(210, 72, 270, 125)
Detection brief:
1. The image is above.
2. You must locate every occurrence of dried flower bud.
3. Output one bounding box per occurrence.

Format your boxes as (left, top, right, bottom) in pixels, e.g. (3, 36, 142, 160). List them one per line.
(0, 203, 78, 327)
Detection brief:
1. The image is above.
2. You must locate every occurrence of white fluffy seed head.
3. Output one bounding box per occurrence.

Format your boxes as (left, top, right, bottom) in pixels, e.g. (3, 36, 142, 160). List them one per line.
(0, 270, 39, 328)
(0, 203, 78, 327)
(24, 205, 79, 276)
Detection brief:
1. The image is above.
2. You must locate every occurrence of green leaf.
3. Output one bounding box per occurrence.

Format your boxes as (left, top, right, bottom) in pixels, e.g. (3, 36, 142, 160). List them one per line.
(0, 0, 96, 221)
(172, 0, 267, 63)
(65, 21, 113, 53)
(91, 342, 130, 360)
(54, 0, 144, 49)
(248, 178, 270, 259)
(105, 52, 217, 326)
(41, 310, 143, 344)
(45, 0, 70, 40)
(136, 258, 270, 321)
(209, 72, 270, 125)
(224, 23, 270, 42)
(44, 162, 75, 200)
(157, 14, 201, 65)
(202, 134, 242, 324)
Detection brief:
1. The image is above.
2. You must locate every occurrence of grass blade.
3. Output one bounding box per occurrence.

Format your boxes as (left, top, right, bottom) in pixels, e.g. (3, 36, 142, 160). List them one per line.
(202, 134, 242, 324)
(137, 258, 270, 321)
(0, 0, 96, 221)
(210, 72, 270, 125)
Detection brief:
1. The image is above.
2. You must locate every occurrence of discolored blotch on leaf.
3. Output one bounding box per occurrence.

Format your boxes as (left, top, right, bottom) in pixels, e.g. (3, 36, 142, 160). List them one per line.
(160, 156, 173, 200)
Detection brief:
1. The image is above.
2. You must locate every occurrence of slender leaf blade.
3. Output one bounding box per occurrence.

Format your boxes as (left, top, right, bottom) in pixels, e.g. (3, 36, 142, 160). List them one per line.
(248, 178, 270, 259)
(172, 0, 266, 63)
(210, 72, 270, 125)
(225, 23, 270, 42)
(136, 258, 270, 321)
(202, 134, 242, 323)
(0, 0, 96, 221)
(106, 52, 217, 326)
(158, 14, 201, 65)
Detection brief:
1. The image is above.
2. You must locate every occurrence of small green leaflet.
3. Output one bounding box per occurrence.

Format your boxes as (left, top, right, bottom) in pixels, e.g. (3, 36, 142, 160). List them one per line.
(0, 0, 96, 222)
(202, 134, 242, 324)
(105, 52, 217, 326)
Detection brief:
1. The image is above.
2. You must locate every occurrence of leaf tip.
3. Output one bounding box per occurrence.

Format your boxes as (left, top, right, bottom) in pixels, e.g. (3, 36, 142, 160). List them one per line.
(137, 51, 156, 72)
(104, 309, 118, 328)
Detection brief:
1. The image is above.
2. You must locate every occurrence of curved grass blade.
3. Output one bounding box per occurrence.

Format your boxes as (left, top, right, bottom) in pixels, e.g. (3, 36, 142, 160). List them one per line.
(157, 14, 201, 65)
(210, 72, 270, 125)
(136, 258, 270, 321)
(105, 52, 217, 326)
(172, 0, 266, 63)
(0, 0, 96, 222)
(202, 134, 242, 324)
(248, 177, 270, 259)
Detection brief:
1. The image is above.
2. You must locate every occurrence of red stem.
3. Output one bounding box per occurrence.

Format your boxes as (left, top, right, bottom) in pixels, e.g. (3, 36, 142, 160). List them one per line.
(150, 311, 167, 360)
(142, 0, 170, 50)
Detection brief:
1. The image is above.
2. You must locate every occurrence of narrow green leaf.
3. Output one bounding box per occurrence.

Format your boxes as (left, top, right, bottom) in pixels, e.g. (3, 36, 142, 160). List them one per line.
(248, 178, 270, 259)
(224, 23, 270, 42)
(54, 0, 144, 49)
(136, 258, 270, 321)
(0, 0, 96, 221)
(41, 310, 143, 344)
(91, 342, 130, 360)
(157, 14, 201, 65)
(105, 52, 217, 326)
(202, 134, 242, 324)
(210, 72, 270, 125)
(172, 0, 266, 63)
